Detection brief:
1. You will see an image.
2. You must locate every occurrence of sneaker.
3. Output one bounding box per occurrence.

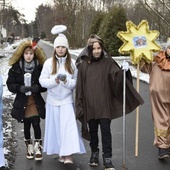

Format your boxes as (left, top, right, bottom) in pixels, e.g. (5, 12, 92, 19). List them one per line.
(158, 148, 170, 159)
(64, 156, 73, 164)
(58, 156, 65, 163)
(89, 151, 99, 167)
(103, 158, 115, 170)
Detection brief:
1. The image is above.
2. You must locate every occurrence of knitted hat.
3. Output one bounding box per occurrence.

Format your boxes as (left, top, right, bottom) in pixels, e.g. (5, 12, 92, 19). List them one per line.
(53, 33, 69, 49)
(51, 25, 68, 49)
(165, 41, 170, 50)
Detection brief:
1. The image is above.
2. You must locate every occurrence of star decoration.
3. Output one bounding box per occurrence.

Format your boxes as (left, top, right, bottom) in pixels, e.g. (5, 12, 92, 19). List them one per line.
(117, 20, 161, 64)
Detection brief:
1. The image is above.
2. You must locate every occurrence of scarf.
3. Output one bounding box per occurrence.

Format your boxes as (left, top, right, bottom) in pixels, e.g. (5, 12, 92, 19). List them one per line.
(19, 58, 38, 73)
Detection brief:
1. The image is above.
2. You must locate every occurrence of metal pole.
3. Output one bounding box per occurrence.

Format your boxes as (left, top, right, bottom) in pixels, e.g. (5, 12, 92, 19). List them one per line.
(122, 63, 127, 170)
(135, 63, 140, 157)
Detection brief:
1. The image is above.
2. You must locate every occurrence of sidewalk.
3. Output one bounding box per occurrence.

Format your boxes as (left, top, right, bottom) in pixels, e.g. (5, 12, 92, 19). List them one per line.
(11, 118, 97, 170)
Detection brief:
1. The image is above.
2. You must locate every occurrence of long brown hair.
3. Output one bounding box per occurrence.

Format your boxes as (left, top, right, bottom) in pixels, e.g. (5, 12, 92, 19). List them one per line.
(51, 49, 73, 75)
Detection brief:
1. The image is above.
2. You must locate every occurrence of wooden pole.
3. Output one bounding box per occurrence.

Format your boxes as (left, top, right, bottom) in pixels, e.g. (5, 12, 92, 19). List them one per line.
(135, 62, 140, 157)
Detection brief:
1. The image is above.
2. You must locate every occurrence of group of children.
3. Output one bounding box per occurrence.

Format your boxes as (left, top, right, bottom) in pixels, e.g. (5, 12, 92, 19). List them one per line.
(1, 25, 86, 169)
(1, 24, 170, 170)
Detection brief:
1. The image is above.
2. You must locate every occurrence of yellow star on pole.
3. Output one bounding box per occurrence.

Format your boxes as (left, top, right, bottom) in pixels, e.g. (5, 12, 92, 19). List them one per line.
(117, 20, 161, 64)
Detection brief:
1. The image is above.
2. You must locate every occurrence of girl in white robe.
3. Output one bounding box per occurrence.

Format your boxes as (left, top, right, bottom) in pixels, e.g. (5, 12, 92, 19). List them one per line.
(39, 27, 86, 164)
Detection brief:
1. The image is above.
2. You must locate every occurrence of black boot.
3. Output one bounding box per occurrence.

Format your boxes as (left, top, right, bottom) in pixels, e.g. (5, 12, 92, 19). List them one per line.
(158, 148, 169, 159)
(89, 151, 99, 167)
(103, 157, 115, 170)
(168, 147, 170, 154)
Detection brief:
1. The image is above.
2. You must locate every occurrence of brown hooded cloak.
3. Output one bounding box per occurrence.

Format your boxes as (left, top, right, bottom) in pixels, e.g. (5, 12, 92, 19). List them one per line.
(76, 48, 144, 141)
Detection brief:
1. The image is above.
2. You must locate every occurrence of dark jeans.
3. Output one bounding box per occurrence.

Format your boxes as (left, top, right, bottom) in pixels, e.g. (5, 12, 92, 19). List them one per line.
(88, 118, 112, 158)
(23, 116, 41, 140)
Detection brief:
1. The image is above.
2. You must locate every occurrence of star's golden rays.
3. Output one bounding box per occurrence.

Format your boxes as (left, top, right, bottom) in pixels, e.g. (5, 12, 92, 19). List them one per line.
(117, 20, 160, 64)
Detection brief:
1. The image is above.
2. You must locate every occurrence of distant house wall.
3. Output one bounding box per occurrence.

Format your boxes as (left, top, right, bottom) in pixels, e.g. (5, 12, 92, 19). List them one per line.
(0, 26, 7, 37)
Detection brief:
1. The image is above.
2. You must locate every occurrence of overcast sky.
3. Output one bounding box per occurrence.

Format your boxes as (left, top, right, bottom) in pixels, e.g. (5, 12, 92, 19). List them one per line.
(10, 0, 53, 23)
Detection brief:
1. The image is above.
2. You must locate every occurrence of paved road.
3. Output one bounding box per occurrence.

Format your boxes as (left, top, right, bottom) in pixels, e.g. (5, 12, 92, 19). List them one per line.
(11, 41, 170, 170)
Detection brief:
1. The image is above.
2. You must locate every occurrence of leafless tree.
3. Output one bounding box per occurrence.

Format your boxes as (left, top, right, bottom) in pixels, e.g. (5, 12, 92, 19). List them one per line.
(138, 0, 170, 41)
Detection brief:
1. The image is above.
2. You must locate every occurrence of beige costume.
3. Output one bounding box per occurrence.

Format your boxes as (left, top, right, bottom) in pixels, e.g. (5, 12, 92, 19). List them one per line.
(141, 51, 170, 148)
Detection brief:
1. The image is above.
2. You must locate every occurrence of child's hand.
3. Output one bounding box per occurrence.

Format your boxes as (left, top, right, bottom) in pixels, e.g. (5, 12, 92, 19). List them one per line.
(55, 78, 60, 84)
(20, 85, 31, 93)
(31, 85, 39, 93)
(122, 61, 129, 71)
(56, 74, 67, 84)
(57, 74, 67, 82)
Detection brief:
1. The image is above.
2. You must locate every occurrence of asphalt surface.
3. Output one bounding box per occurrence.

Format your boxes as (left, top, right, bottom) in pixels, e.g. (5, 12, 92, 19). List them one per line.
(11, 41, 170, 170)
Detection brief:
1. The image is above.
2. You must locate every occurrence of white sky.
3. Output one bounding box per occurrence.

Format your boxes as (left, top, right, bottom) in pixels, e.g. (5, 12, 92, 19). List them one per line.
(11, 0, 54, 23)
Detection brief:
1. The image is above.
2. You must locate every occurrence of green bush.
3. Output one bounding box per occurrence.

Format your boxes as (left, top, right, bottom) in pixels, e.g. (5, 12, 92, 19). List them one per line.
(89, 11, 106, 35)
(90, 5, 127, 56)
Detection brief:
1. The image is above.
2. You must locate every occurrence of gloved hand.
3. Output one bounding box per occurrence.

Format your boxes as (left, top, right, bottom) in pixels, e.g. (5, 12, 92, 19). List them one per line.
(57, 74, 67, 82)
(20, 85, 31, 93)
(30, 85, 39, 93)
(122, 61, 129, 71)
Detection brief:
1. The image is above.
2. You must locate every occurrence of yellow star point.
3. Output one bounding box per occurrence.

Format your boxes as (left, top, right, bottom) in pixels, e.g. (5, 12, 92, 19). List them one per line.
(117, 20, 161, 64)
